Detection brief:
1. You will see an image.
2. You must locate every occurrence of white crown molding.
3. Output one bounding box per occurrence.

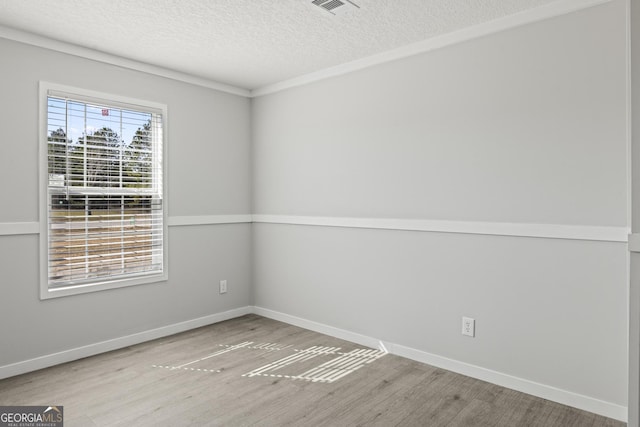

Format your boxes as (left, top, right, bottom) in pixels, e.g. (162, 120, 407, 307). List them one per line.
(168, 215, 253, 227)
(251, 0, 614, 97)
(252, 215, 629, 243)
(0, 0, 612, 99)
(0, 306, 252, 380)
(253, 306, 626, 421)
(0, 25, 250, 98)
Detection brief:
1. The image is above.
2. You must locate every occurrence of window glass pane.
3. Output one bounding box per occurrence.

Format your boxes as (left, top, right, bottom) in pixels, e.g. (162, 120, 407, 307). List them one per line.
(48, 194, 162, 287)
(45, 92, 164, 291)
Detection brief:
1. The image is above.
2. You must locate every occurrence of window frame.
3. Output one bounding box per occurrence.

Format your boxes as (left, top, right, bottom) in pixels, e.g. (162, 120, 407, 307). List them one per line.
(39, 82, 169, 300)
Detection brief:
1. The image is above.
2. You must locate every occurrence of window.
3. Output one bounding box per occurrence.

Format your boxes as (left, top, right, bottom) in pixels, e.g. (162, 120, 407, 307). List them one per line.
(40, 83, 167, 299)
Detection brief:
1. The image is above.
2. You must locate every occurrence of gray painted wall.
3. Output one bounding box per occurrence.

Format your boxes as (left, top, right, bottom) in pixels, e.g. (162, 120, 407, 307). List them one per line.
(630, 0, 640, 424)
(0, 0, 632, 417)
(0, 38, 252, 366)
(252, 0, 628, 407)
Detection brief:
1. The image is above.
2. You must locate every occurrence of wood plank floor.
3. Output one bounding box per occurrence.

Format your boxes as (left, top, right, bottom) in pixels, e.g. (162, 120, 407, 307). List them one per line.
(0, 315, 625, 426)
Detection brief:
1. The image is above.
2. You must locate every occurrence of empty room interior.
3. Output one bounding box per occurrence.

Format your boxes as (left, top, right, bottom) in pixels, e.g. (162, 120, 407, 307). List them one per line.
(1, 0, 640, 425)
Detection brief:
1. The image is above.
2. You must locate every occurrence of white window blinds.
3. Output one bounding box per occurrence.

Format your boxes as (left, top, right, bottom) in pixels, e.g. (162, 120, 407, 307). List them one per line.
(45, 90, 165, 291)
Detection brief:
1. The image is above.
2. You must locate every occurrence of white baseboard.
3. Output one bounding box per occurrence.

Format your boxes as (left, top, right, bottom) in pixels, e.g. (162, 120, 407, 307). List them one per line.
(252, 306, 383, 351)
(0, 306, 251, 380)
(388, 343, 627, 422)
(252, 306, 627, 422)
(0, 304, 627, 422)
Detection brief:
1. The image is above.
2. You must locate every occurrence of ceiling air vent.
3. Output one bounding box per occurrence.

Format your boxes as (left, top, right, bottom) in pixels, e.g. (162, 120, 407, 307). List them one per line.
(311, 0, 360, 16)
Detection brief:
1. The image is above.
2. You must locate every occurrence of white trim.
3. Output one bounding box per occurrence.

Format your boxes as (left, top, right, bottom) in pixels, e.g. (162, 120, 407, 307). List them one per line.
(43, 80, 169, 113)
(252, 215, 629, 243)
(39, 81, 49, 298)
(627, 0, 634, 235)
(0, 215, 253, 236)
(252, 306, 627, 422)
(252, 306, 381, 350)
(3, 216, 629, 242)
(41, 273, 169, 300)
(629, 234, 640, 252)
(389, 343, 627, 422)
(168, 215, 253, 227)
(0, 306, 251, 380)
(251, 0, 613, 97)
(0, 222, 39, 236)
(625, 2, 634, 426)
(38, 81, 170, 300)
(0, 25, 250, 98)
(0, 1, 612, 99)
(0, 304, 627, 420)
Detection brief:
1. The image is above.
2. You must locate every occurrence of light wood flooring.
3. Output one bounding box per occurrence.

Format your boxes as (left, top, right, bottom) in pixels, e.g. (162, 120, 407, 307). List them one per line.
(0, 315, 626, 426)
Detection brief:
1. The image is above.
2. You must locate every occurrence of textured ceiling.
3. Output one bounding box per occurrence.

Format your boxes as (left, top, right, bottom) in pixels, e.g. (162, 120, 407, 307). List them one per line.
(0, 0, 559, 90)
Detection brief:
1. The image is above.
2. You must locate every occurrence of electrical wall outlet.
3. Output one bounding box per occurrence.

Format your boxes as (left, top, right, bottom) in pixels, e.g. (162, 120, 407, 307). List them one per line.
(462, 317, 475, 337)
(219, 280, 227, 294)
